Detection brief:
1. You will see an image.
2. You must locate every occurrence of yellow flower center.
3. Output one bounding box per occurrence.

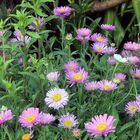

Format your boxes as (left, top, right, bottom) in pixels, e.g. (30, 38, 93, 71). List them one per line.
(96, 123, 108, 131)
(22, 133, 31, 140)
(96, 48, 103, 53)
(27, 115, 36, 123)
(59, 9, 65, 13)
(134, 73, 140, 78)
(0, 117, 3, 121)
(69, 66, 75, 70)
(64, 120, 73, 127)
(73, 73, 83, 81)
(130, 106, 137, 113)
(103, 85, 111, 90)
(90, 86, 95, 90)
(52, 94, 61, 102)
(96, 37, 103, 42)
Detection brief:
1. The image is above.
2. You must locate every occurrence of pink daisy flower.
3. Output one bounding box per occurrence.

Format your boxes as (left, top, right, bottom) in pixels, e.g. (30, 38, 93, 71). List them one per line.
(59, 113, 78, 129)
(114, 73, 126, 82)
(85, 81, 99, 91)
(107, 57, 117, 65)
(91, 33, 108, 45)
(85, 114, 115, 137)
(121, 50, 132, 57)
(28, 17, 46, 30)
(0, 110, 13, 125)
(66, 68, 88, 85)
(124, 42, 140, 51)
(76, 28, 91, 42)
(54, 6, 72, 18)
(104, 47, 117, 55)
(132, 69, 140, 79)
(98, 80, 117, 92)
(125, 101, 138, 117)
(64, 60, 79, 72)
(100, 24, 116, 31)
(127, 56, 140, 65)
(91, 43, 107, 54)
(46, 71, 60, 82)
(39, 112, 55, 125)
(19, 107, 41, 128)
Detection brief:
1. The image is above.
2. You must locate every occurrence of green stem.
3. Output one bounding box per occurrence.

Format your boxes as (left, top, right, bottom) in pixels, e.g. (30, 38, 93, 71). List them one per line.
(61, 18, 65, 50)
(112, 63, 119, 78)
(133, 78, 138, 97)
(4, 126, 12, 140)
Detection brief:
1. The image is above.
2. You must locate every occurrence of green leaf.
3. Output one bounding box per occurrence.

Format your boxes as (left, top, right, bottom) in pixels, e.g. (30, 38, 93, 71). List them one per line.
(27, 31, 41, 39)
(118, 122, 135, 133)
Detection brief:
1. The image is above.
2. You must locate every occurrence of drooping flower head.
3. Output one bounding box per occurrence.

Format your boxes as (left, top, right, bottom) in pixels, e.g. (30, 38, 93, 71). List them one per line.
(59, 113, 78, 129)
(64, 60, 79, 72)
(131, 69, 140, 79)
(85, 114, 115, 137)
(45, 88, 69, 110)
(85, 81, 99, 91)
(28, 17, 46, 31)
(124, 42, 140, 51)
(11, 30, 31, 47)
(91, 43, 107, 54)
(91, 33, 108, 45)
(19, 107, 40, 128)
(66, 68, 88, 85)
(104, 47, 117, 55)
(98, 80, 117, 92)
(0, 109, 13, 125)
(46, 71, 60, 82)
(100, 24, 116, 31)
(125, 101, 138, 117)
(39, 112, 55, 125)
(54, 6, 72, 18)
(76, 28, 91, 42)
(107, 56, 117, 65)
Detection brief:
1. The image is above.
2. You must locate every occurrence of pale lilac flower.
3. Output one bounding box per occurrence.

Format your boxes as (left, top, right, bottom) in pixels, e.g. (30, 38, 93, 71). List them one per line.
(64, 60, 79, 72)
(98, 80, 117, 92)
(19, 107, 41, 128)
(121, 50, 132, 57)
(131, 69, 140, 79)
(66, 68, 88, 85)
(46, 72, 60, 82)
(107, 57, 117, 65)
(45, 88, 69, 110)
(0, 110, 13, 125)
(85, 81, 99, 91)
(100, 24, 116, 31)
(54, 6, 72, 18)
(127, 56, 140, 65)
(85, 114, 115, 137)
(91, 33, 108, 45)
(124, 42, 140, 51)
(136, 95, 140, 102)
(114, 73, 126, 82)
(14, 29, 22, 37)
(104, 47, 117, 55)
(59, 113, 78, 129)
(39, 112, 55, 125)
(125, 101, 138, 117)
(91, 43, 106, 54)
(76, 28, 91, 42)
